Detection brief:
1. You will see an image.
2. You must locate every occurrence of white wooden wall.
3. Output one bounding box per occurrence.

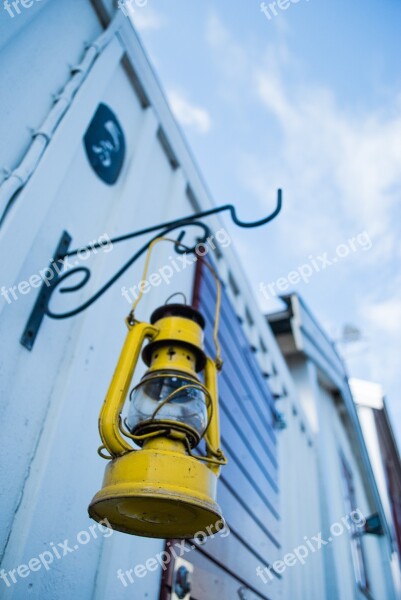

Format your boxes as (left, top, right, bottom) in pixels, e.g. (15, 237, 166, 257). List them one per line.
(0, 4, 193, 598)
(0, 2, 374, 600)
(287, 354, 397, 600)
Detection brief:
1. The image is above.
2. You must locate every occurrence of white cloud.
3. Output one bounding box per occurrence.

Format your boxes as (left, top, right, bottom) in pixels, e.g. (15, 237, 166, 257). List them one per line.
(205, 15, 401, 259)
(362, 298, 401, 335)
(356, 297, 401, 409)
(205, 13, 248, 82)
(253, 41, 401, 416)
(167, 90, 212, 134)
(129, 6, 165, 31)
(204, 13, 401, 427)
(251, 60, 401, 255)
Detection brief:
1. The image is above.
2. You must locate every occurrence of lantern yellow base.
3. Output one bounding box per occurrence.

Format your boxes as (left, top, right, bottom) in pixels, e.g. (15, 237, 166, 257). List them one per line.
(88, 439, 224, 539)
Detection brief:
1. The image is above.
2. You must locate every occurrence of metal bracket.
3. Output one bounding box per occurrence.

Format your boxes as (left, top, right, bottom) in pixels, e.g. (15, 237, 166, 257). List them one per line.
(19, 191, 283, 351)
(20, 231, 72, 350)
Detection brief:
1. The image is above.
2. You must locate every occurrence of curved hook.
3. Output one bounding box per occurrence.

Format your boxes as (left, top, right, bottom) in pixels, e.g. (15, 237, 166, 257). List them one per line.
(217, 188, 282, 228)
(46, 267, 91, 318)
(172, 222, 211, 255)
(58, 267, 91, 293)
(45, 221, 210, 320)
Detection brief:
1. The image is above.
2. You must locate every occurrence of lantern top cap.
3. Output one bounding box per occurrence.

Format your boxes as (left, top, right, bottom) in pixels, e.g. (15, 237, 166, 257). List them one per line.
(150, 304, 205, 329)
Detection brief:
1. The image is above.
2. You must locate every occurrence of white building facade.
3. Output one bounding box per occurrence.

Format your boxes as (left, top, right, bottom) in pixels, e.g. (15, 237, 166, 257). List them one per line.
(268, 294, 399, 600)
(0, 2, 398, 599)
(351, 378, 401, 596)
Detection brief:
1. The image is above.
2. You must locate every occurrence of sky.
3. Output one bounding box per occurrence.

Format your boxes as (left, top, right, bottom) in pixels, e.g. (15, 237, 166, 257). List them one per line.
(128, 0, 401, 443)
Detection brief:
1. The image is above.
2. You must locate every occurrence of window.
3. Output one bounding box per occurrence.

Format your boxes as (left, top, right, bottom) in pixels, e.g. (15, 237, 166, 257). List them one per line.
(157, 126, 180, 170)
(228, 271, 240, 297)
(245, 306, 254, 327)
(340, 454, 370, 593)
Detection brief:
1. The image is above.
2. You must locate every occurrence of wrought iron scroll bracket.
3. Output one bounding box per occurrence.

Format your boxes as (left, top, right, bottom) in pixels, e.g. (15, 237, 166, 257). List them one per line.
(20, 189, 282, 350)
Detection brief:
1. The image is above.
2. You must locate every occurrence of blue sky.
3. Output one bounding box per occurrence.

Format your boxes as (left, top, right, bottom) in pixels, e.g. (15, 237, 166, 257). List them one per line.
(129, 0, 401, 441)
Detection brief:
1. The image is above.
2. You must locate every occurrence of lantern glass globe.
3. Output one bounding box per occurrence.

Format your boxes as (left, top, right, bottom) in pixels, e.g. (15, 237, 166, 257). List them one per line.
(127, 373, 208, 442)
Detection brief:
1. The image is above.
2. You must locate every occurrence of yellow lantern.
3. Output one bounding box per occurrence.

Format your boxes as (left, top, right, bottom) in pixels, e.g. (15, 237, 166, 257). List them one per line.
(88, 243, 226, 539)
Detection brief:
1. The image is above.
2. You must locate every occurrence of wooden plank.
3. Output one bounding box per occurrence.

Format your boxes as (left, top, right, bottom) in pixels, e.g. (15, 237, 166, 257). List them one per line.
(218, 435, 279, 533)
(161, 544, 278, 600)
(219, 467, 280, 545)
(189, 546, 279, 600)
(217, 367, 278, 478)
(205, 334, 277, 469)
(181, 261, 281, 599)
(201, 275, 276, 419)
(194, 530, 281, 598)
(200, 280, 277, 445)
(203, 316, 277, 464)
(218, 440, 280, 535)
(218, 483, 280, 558)
(219, 407, 279, 503)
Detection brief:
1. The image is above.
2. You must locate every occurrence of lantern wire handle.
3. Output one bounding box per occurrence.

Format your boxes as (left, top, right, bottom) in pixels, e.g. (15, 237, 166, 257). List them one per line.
(127, 236, 188, 321)
(184, 438, 228, 467)
(126, 236, 223, 369)
(164, 292, 188, 305)
(97, 445, 113, 460)
(119, 418, 170, 443)
(148, 382, 211, 421)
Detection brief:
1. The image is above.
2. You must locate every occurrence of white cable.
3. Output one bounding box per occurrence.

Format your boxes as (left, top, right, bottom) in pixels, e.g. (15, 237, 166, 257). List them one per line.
(0, 19, 120, 227)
